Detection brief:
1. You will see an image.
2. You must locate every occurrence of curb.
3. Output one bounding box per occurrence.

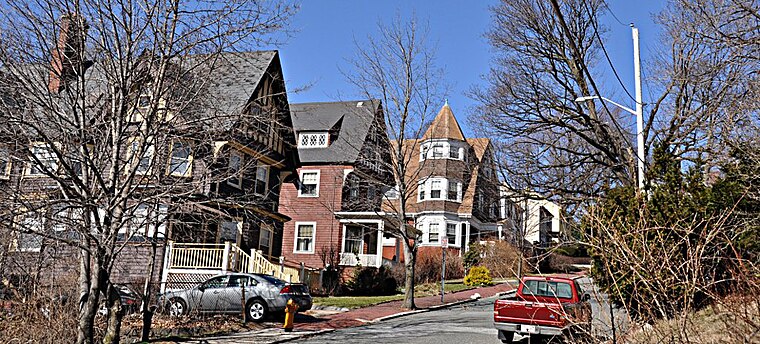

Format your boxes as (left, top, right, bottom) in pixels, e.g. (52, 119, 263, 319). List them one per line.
(371, 295, 483, 322)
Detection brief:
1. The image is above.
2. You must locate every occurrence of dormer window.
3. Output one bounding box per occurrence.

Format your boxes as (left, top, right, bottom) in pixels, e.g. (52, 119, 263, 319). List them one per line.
(298, 132, 328, 148)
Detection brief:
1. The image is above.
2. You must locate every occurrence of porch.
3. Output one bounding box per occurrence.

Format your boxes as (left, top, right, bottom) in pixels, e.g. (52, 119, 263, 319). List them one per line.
(160, 241, 303, 291)
(338, 220, 397, 268)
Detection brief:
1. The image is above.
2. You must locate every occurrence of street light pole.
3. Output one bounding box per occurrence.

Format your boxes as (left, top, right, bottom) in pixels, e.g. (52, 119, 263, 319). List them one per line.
(631, 24, 645, 193)
(574, 24, 646, 194)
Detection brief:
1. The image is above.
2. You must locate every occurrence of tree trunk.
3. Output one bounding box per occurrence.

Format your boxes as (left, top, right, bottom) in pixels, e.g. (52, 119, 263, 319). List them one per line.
(104, 283, 124, 344)
(402, 242, 416, 310)
(77, 262, 100, 344)
(140, 237, 160, 342)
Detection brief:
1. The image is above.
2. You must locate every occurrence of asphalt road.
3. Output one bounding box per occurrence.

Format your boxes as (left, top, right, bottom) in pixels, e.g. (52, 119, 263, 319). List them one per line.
(298, 296, 506, 344)
(298, 277, 630, 344)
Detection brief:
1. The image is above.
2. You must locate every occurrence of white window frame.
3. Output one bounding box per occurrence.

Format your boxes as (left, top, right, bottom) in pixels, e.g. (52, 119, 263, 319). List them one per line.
(428, 222, 440, 244)
(446, 222, 459, 247)
(420, 140, 463, 161)
(418, 177, 449, 202)
(298, 170, 320, 197)
(294, 222, 316, 254)
(298, 132, 329, 148)
(430, 179, 444, 199)
(26, 142, 58, 177)
(447, 180, 463, 202)
(167, 140, 193, 177)
(227, 151, 243, 188)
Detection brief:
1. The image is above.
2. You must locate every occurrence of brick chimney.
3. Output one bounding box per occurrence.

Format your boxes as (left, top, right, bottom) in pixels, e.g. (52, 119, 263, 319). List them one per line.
(48, 15, 92, 93)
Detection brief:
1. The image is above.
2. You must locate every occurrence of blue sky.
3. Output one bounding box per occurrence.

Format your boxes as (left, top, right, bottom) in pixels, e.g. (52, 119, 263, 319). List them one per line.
(268, 1, 666, 137)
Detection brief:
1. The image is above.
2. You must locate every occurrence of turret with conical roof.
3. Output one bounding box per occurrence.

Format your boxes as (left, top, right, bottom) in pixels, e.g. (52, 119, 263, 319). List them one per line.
(423, 101, 466, 141)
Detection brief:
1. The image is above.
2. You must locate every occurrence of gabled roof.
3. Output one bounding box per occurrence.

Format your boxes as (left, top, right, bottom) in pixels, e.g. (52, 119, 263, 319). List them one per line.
(422, 103, 466, 141)
(289, 100, 380, 164)
(194, 51, 277, 123)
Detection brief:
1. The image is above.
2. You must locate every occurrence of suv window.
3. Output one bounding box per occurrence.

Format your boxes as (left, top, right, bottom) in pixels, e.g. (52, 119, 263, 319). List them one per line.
(523, 280, 573, 299)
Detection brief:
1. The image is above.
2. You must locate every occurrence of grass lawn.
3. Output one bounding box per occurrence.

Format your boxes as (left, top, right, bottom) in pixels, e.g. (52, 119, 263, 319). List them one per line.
(313, 281, 476, 309)
(312, 294, 404, 309)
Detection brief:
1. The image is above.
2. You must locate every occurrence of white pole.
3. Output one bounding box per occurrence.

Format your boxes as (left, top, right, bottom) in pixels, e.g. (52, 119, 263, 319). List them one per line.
(632, 24, 645, 193)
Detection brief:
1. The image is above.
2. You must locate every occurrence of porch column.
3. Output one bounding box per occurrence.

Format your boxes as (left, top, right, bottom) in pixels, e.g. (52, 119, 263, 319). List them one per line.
(376, 222, 384, 267)
(221, 241, 231, 273)
(160, 241, 173, 293)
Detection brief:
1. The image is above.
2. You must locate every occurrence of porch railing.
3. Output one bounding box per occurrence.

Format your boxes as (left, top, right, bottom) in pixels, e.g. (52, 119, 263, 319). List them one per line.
(165, 241, 301, 282)
(339, 252, 381, 267)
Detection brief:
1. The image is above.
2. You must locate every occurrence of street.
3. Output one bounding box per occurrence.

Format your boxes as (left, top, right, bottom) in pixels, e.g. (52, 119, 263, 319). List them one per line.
(299, 277, 629, 344)
(184, 277, 630, 344)
(299, 296, 505, 344)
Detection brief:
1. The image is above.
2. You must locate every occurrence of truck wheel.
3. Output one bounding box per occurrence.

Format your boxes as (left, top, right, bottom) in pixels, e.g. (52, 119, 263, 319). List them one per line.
(498, 330, 514, 343)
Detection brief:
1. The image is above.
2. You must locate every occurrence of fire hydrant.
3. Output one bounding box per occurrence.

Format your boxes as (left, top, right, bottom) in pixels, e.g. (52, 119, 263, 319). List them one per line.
(283, 299, 299, 332)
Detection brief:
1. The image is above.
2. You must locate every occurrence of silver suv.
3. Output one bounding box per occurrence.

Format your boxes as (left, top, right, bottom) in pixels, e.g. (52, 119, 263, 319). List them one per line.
(162, 273, 312, 322)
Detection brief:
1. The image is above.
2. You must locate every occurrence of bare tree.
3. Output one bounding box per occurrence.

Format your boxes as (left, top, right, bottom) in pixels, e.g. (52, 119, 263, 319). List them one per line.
(0, 0, 297, 343)
(475, 0, 760, 206)
(344, 15, 445, 310)
(472, 0, 635, 204)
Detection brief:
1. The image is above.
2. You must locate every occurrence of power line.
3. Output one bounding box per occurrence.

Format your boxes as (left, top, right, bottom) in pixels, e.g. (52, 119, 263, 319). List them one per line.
(589, 1, 637, 103)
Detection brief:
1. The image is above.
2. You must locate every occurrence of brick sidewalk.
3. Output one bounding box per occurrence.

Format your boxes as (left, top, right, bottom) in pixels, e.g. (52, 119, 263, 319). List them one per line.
(294, 282, 515, 331)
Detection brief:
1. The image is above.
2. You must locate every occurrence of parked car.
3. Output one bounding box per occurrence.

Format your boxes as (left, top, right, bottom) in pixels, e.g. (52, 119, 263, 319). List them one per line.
(98, 284, 141, 316)
(161, 273, 312, 322)
(493, 275, 592, 343)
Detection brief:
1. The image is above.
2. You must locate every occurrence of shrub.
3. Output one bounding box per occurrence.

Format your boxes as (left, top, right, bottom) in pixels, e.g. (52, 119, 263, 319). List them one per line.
(463, 266, 493, 286)
(345, 266, 398, 296)
(415, 249, 464, 284)
(469, 241, 527, 279)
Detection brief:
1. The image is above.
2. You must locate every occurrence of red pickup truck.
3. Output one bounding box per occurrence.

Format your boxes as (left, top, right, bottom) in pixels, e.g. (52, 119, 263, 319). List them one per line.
(493, 275, 592, 343)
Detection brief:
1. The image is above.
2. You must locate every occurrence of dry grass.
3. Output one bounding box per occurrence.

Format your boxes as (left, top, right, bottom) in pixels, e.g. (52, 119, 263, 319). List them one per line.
(624, 295, 760, 344)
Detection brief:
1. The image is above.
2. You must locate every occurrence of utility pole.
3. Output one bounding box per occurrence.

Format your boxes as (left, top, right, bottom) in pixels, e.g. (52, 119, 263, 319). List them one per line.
(632, 24, 645, 193)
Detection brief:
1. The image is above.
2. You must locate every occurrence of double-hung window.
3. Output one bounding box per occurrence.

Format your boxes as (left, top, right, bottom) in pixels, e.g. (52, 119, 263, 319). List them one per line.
(228, 152, 242, 188)
(449, 145, 460, 159)
(168, 141, 192, 177)
(28, 143, 58, 176)
(299, 170, 319, 197)
(17, 212, 44, 251)
(294, 222, 315, 253)
(128, 140, 154, 174)
(430, 180, 443, 199)
(447, 181, 462, 202)
(431, 144, 444, 158)
(254, 164, 269, 196)
(446, 223, 457, 246)
(259, 224, 272, 249)
(428, 223, 440, 244)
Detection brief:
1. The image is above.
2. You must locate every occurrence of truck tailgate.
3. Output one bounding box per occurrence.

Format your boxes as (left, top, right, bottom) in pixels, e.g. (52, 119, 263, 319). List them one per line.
(494, 299, 566, 328)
